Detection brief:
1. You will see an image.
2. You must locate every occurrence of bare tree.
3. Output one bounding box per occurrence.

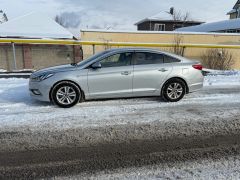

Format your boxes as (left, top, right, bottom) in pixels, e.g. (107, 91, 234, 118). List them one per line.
(168, 7, 191, 21)
(100, 38, 112, 50)
(55, 15, 65, 27)
(168, 7, 191, 29)
(55, 12, 81, 29)
(167, 7, 191, 56)
(169, 35, 185, 56)
(201, 49, 235, 70)
(0, 10, 8, 24)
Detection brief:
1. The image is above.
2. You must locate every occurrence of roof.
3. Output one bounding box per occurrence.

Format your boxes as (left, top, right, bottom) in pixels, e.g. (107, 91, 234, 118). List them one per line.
(175, 18, 240, 32)
(135, 11, 173, 25)
(0, 13, 75, 39)
(227, 0, 240, 14)
(233, 0, 240, 9)
(227, 9, 237, 15)
(81, 29, 240, 36)
(135, 11, 203, 25)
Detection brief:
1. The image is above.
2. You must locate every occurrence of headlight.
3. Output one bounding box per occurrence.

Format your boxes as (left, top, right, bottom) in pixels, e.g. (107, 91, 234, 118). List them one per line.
(31, 73, 54, 82)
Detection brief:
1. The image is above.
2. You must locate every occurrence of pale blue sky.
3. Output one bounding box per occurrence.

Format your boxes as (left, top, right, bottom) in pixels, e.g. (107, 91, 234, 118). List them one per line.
(0, 0, 237, 33)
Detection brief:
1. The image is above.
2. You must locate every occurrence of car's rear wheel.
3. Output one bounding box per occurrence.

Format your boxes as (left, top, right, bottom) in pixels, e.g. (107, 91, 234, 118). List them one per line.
(51, 81, 81, 108)
(162, 79, 186, 102)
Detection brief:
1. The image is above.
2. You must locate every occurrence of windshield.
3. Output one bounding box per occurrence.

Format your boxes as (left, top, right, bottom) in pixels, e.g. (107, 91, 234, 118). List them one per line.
(77, 50, 109, 67)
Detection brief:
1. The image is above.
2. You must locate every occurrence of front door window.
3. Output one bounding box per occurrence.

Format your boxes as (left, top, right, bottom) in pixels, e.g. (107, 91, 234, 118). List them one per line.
(100, 53, 132, 68)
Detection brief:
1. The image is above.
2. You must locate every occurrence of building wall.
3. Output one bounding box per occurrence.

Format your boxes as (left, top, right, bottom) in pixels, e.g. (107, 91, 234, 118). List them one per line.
(137, 21, 202, 31)
(31, 45, 74, 70)
(80, 30, 240, 69)
(230, 12, 238, 19)
(0, 45, 24, 71)
(137, 22, 151, 31)
(0, 44, 82, 71)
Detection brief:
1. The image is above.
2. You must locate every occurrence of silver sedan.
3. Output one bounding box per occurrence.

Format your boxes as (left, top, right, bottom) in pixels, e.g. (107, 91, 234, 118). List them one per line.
(29, 48, 204, 108)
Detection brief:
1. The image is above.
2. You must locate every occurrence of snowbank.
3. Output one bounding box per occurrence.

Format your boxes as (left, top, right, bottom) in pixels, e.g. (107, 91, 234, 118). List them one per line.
(0, 69, 6, 72)
(204, 70, 240, 86)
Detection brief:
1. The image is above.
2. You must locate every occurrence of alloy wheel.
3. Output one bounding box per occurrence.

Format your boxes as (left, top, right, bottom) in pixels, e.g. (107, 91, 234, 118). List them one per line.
(166, 82, 183, 100)
(56, 86, 77, 105)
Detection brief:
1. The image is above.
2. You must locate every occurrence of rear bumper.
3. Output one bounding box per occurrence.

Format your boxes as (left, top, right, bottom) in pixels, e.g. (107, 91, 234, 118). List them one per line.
(29, 81, 51, 102)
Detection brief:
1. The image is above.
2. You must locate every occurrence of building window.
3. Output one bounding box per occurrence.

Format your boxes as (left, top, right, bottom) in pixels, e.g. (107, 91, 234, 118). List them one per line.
(226, 29, 237, 33)
(154, 24, 165, 31)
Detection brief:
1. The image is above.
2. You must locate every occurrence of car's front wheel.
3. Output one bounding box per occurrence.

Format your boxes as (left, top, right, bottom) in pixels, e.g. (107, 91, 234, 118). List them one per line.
(51, 81, 81, 108)
(162, 79, 186, 102)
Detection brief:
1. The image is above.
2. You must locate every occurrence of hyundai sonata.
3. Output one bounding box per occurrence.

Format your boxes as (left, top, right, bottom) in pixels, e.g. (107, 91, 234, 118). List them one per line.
(29, 48, 203, 108)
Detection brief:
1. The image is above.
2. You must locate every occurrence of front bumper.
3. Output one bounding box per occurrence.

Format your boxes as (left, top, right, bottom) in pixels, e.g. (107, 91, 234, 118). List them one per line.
(29, 80, 52, 102)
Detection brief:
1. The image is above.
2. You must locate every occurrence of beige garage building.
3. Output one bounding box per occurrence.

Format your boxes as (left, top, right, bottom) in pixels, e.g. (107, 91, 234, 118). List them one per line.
(80, 30, 240, 69)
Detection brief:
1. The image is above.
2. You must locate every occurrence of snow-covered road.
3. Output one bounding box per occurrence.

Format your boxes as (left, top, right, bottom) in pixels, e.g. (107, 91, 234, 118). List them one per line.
(0, 73, 240, 179)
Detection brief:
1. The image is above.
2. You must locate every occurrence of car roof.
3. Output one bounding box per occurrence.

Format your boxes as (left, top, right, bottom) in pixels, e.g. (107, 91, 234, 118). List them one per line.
(105, 48, 162, 53)
(104, 48, 190, 62)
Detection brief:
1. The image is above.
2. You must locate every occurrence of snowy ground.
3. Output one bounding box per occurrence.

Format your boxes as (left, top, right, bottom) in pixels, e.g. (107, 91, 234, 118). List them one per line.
(0, 72, 240, 131)
(0, 72, 240, 178)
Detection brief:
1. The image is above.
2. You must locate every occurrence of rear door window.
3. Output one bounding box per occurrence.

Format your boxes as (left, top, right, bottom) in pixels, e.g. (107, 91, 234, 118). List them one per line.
(164, 55, 181, 63)
(134, 52, 164, 65)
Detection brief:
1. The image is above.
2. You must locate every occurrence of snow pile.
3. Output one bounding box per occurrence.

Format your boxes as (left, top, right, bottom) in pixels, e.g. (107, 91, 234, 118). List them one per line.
(204, 70, 240, 86)
(203, 69, 240, 76)
(0, 69, 7, 72)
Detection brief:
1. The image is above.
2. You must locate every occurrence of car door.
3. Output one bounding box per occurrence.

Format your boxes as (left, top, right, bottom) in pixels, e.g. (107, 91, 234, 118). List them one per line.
(132, 51, 173, 96)
(87, 52, 134, 99)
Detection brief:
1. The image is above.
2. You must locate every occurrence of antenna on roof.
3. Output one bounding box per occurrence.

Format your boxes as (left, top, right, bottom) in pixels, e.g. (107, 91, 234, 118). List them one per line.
(169, 7, 174, 15)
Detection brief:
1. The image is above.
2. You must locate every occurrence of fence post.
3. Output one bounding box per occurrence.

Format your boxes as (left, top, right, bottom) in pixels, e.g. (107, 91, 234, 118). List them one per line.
(92, 44, 95, 55)
(11, 42, 17, 70)
(182, 46, 186, 56)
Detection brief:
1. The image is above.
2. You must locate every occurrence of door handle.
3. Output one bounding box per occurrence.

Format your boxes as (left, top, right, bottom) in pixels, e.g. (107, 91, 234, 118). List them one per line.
(158, 68, 168, 72)
(121, 71, 131, 75)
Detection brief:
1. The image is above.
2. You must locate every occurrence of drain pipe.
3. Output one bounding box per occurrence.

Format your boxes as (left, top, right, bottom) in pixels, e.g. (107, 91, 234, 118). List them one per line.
(11, 42, 17, 70)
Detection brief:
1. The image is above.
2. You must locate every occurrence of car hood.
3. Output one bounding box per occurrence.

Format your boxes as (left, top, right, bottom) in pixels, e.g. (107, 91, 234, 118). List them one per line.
(32, 64, 83, 76)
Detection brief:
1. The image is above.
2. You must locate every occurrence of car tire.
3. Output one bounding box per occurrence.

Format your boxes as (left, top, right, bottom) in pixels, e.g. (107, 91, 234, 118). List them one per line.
(51, 81, 81, 108)
(162, 79, 186, 102)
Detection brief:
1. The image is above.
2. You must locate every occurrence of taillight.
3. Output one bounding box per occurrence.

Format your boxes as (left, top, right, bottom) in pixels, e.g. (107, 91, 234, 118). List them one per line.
(192, 64, 203, 70)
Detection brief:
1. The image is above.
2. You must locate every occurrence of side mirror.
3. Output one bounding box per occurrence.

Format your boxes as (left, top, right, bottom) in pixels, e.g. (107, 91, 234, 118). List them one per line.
(91, 62, 102, 69)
